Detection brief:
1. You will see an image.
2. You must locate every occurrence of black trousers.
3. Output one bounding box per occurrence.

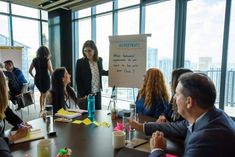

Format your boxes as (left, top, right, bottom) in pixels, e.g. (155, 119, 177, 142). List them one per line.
(95, 92, 101, 110)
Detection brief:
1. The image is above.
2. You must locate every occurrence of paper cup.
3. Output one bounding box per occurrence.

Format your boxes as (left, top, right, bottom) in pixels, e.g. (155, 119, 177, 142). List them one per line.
(112, 131, 126, 149)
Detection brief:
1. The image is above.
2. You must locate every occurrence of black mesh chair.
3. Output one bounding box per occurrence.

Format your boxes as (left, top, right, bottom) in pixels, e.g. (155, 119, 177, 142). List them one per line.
(15, 80, 35, 118)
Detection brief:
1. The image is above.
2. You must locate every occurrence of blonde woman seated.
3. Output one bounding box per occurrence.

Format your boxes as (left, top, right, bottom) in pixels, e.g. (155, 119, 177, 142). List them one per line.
(0, 70, 30, 144)
(136, 68, 170, 118)
(45, 67, 86, 114)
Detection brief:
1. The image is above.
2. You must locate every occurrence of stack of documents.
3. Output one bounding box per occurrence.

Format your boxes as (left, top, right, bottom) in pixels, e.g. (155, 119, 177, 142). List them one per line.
(55, 108, 83, 119)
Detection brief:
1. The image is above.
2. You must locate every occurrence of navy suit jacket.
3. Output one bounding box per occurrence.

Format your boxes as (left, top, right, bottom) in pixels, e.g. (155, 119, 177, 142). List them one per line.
(0, 138, 12, 157)
(146, 107, 235, 157)
(75, 57, 108, 97)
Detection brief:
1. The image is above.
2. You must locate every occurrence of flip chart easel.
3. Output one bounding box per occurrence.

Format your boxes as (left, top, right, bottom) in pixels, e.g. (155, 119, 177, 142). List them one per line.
(108, 34, 151, 108)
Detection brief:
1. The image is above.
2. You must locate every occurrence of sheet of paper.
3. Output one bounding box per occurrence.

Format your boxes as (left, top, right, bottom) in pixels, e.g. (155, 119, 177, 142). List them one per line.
(12, 128, 44, 144)
(72, 120, 83, 124)
(67, 108, 88, 114)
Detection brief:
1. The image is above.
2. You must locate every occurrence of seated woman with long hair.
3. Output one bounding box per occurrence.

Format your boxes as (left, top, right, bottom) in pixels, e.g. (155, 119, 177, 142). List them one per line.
(156, 68, 192, 123)
(45, 67, 86, 114)
(136, 68, 170, 118)
(0, 70, 30, 144)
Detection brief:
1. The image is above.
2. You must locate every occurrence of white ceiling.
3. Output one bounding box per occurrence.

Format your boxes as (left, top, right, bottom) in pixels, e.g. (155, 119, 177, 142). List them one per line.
(2, 0, 111, 11)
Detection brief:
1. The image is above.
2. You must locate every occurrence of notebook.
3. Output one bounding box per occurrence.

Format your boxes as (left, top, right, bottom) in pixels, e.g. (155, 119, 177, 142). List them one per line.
(55, 108, 82, 119)
(11, 128, 44, 144)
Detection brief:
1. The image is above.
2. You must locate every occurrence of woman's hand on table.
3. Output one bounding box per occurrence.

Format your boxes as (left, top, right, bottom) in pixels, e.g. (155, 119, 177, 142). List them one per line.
(156, 115, 168, 124)
(22, 122, 32, 129)
(10, 127, 29, 142)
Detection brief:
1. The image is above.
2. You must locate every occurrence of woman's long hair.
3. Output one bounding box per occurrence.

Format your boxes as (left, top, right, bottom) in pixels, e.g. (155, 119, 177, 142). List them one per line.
(0, 70, 8, 119)
(170, 68, 193, 121)
(138, 68, 170, 109)
(51, 67, 77, 110)
(36, 46, 51, 59)
(171, 68, 193, 94)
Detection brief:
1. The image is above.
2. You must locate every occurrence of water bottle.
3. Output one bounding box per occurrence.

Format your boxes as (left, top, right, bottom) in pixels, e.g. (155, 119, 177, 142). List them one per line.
(122, 111, 131, 141)
(45, 105, 54, 134)
(110, 96, 117, 120)
(88, 94, 95, 121)
(130, 103, 136, 120)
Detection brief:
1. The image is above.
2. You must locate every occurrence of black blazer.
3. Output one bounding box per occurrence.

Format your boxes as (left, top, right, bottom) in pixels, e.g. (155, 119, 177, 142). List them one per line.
(75, 57, 108, 97)
(0, 107, 23, 137)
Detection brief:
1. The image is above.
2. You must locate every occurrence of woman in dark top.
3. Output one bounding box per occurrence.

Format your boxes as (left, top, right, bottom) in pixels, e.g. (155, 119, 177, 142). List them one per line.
(46, 67, 86, 114)
(75, 40, 108, 110)
(29, 46, 53, 113)
(156, 68, 192, 123)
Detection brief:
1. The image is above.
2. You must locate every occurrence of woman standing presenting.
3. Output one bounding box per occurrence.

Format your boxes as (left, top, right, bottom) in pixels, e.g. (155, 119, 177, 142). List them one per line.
(29, 46, 53, 113)
(76, 40, 108, 110)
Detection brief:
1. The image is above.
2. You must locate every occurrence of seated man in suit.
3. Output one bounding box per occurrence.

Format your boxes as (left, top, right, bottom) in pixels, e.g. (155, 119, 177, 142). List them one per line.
(4, 60, 27, 87)
(130, 72, 235, 157)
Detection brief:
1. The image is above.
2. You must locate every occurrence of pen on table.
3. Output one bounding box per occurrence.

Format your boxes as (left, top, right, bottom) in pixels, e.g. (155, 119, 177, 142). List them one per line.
(133, 141, 149, 148)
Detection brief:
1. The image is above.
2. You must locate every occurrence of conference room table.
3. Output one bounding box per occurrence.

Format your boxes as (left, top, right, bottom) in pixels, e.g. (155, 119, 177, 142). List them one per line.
(10, 110, 183, 157)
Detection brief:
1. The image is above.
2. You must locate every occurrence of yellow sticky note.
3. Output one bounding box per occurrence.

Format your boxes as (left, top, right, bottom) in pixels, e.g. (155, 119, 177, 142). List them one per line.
(93, 121, 100, 126)
(57, 108, 74, 115)
(72, 120, 83, 124)
(100, 122, 110, 128)
(83, 118, 92, 125)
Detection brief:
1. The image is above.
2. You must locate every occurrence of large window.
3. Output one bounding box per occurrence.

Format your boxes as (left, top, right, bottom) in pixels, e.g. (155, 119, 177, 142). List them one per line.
(0, 1, 8, 13)
(224, 1, 235, 116)
(145, 0, 175, 87)
(12, 3, 39, 18)
(42, 22, 49, 46)
(72, 0, 235, 114)
(0, 15, 10, 45)
(0, 1, 48, 82)
(184, 0, 226, 107)
(96, 1, 112, 14)
(96, 13, 113, 108)
(118, 0, 140, 9)
(77, 18, 91, 58)
(118, 7, 139, 35)
(12, 17, 40, 79)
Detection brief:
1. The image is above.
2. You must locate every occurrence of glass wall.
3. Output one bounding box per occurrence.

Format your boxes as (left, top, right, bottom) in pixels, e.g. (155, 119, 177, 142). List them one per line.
(118, 7, 139, 35)
(0, 15, 10, 45)
(0, 1, 48, 82)
(12, 17, 40, 78)
(12, 3, 39, 18)
(184, 0, 226, 108)
(0, 1, 8, 13)
(72, 0, 235, 116)
(77, 18, 91, 57)
(145, 0, 175, 87)
(96, 13, 112, 95)
(224, 1, 235, 116)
